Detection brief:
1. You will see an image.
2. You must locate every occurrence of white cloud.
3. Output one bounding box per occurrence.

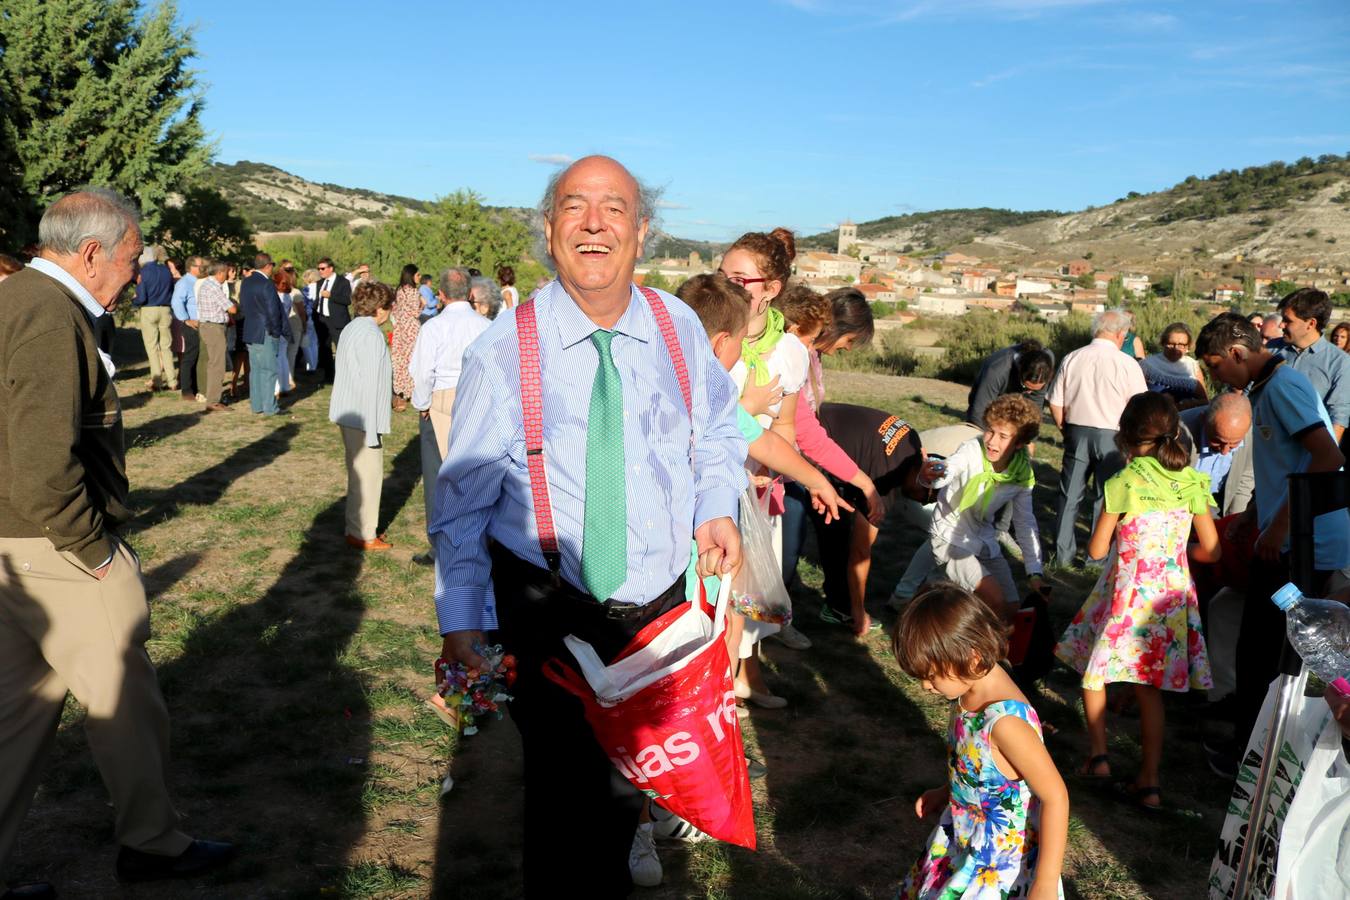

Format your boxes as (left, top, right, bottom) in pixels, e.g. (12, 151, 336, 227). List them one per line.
(528, 153, 574, 166)
(656, 200, 690, 210)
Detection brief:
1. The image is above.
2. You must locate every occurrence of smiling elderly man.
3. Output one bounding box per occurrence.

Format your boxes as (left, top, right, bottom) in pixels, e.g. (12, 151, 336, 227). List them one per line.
(430, 156, 746, 896)
(0, 189, 233, 898)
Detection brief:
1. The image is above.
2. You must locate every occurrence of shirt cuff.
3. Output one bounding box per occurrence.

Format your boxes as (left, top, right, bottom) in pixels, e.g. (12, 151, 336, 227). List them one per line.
(72, 535, 116, 571)
(434, 584, 498, 635)
(693, 489, 741, 532)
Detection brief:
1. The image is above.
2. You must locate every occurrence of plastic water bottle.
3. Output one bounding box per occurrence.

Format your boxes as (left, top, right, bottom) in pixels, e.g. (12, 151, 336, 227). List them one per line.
(1271, 583, 1350, 697)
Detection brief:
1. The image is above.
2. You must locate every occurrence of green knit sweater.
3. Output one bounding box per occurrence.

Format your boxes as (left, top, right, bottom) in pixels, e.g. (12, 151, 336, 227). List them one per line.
(0, 267, 129, 568)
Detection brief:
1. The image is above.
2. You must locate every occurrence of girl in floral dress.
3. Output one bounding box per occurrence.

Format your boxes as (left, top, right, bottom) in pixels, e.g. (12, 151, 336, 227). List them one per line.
(1054, 392, 1220, 810)
(894, 584, 1068, 900)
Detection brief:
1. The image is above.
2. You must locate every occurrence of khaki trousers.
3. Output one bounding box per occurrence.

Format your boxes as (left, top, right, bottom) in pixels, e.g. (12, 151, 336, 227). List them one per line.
(419, 389, 456, 553)
(138, 306, 177, 388)
(429, 388, 455, 459)
(199, 322, 228, 404)
(340, 426, 383, 540)
(0, 537, 191, 870)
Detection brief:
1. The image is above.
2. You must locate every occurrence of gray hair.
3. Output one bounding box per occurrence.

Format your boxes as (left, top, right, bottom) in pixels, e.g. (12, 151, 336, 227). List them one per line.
(536, 155, 662, 231)
(1207, 391, 1252, 428)
(1263, 313, 1281, 327)
(439, 267, 470, 301)
(1092, 307, 1131, 337)
(207, 259, 231, 277)
(39, 187, 140, 256)
(470, 276, 502, 319)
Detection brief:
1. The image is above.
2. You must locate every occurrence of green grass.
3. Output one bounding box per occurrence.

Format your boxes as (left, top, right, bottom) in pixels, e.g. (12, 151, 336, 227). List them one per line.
(14, 334, 1229, 899)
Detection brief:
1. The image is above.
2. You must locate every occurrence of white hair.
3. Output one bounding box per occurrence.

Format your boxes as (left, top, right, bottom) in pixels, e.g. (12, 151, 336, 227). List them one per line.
(39, 187, 140, 256)
(537, 155, 661, 227)
(470, 276, 502, 319)
(1092, 307, 1131, 337)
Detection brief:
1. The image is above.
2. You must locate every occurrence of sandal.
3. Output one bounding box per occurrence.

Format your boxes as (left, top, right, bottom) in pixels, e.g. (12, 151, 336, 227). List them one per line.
(818, 606, 882, 631)
(1114, 780, 1163, 812)
(1077, 754, 1111, 780)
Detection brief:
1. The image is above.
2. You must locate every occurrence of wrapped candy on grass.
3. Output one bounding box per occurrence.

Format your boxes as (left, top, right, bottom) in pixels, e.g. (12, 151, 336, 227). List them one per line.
(427, 643, 517, 736)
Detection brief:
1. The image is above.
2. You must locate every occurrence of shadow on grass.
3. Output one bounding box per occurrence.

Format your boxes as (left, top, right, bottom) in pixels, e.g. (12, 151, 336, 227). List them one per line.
(145, 433, 425, 894)
(126, 424, 299, 530)
(124, 411, 205, 450)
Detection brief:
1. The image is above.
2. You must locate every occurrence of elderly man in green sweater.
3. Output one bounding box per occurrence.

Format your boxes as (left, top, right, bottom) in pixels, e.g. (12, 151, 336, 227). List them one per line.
(0, 189, 234, 898)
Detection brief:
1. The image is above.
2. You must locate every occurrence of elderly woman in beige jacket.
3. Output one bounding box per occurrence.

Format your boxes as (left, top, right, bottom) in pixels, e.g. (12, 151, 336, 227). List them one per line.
(329, 281, 395, 550)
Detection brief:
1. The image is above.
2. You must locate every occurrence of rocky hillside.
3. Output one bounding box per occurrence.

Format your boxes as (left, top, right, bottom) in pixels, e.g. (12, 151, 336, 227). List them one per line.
(803, 154, 1350, 269)
(201, 161, 431, 234)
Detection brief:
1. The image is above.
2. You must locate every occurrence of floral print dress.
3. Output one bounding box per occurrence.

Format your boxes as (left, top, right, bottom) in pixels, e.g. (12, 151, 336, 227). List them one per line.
(390, 284, 422, 399)
(1054, 504, 1213, 693)
(898, 700, 1061, 900)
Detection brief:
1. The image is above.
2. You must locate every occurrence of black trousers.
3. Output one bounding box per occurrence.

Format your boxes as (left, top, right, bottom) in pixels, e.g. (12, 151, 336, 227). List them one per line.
(1232, 553, 1332, 753)
(491, 544, 685, 899)
(808, 481, 868, 617)
(314, 316, 334, 382)
(178, 324, 199, 398)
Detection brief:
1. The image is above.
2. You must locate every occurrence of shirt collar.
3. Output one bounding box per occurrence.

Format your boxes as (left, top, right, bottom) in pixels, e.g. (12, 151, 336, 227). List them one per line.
(1090, 337, 1118, 350)
(548, 280, 653, 348)
(27, 258, 105, 320)
(1303, 337, 1329, 355)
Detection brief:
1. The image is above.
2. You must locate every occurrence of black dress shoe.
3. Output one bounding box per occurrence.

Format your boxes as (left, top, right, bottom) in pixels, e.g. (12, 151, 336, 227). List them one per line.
(116, 839, 236, 883)
(1, 883, 55, 899)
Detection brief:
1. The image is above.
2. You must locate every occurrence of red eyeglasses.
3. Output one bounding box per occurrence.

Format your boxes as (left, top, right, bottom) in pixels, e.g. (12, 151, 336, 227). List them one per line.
(718, 271, 767, 289)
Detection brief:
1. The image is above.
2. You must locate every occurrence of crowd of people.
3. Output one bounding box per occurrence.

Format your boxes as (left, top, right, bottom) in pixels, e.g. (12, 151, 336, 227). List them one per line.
(2, 164, 1349, 899)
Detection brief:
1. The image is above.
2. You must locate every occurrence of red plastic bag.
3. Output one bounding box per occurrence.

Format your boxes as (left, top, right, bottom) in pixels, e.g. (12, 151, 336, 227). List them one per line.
(542, 579, 756, 849)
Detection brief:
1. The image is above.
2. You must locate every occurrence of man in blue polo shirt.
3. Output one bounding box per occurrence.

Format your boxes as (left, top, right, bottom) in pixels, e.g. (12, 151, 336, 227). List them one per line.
(134, 248, 177, 391)
(1272, 287, 1350, 444)
(1197, 312, 1350, 776)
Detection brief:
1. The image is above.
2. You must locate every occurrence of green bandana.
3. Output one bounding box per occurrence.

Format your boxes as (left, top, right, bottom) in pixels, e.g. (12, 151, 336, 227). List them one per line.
(741, 307, 786, 386)
(957, 445, 1034, 516)
(1104, 456, 1211, 516)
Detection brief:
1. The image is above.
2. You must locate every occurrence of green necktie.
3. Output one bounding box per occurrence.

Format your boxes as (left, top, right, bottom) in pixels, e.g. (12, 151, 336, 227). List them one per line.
(581, 330, 627, 600)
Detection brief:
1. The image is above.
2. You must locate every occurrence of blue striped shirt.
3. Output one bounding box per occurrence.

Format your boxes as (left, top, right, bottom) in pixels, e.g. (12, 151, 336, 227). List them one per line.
(431, 281, 747, 634)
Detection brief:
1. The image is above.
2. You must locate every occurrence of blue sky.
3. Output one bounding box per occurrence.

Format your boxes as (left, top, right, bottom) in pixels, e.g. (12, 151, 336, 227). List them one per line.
(181, 0, 1350, 242)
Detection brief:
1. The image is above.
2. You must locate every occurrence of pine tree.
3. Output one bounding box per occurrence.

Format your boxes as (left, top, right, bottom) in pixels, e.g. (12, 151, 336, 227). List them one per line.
(0, 0, 210, 246)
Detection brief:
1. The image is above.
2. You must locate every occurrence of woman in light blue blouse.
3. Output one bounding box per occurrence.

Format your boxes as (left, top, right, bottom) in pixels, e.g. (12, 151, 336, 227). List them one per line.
(329, 281, 395, 551)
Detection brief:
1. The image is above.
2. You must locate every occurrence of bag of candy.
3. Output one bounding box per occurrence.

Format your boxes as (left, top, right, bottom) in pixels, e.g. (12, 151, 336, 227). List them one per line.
(730, 484, 792, 625)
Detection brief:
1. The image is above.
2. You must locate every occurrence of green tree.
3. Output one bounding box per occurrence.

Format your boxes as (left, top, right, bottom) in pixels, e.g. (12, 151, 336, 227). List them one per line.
(1075, 271, 1095, 289)
(153, 185, 255, 261)
(1170, 269, 1193, 302)
(1242, 273, 1257, 305)
(1107, 275, 1126, 305)
(0, 0, 210, 245)
(1270, 279, 1299, 299)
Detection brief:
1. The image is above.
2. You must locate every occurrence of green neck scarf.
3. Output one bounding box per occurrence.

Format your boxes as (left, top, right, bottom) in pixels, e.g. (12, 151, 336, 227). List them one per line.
(957, 445, 1034, 516)
(741, 307, 786, 386)
(1104, 455, 1212, 516)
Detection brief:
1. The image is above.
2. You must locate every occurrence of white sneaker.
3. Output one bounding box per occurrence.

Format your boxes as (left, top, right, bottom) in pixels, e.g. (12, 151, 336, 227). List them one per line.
(629, 822, 662, 887)
(772, 623, 812, 650)
(650, 805, 714, 843)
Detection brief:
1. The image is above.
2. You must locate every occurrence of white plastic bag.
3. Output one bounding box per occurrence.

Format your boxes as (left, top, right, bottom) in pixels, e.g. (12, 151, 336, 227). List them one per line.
(1274, 708, 1350, 899)
(562, 577, 732, 707)
(730, 485, 793, 626)
(1208, 680, 1334, 899)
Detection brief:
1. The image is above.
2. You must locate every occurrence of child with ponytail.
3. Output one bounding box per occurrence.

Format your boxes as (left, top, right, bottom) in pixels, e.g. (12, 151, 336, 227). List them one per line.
(1054, 392, 1220, 810)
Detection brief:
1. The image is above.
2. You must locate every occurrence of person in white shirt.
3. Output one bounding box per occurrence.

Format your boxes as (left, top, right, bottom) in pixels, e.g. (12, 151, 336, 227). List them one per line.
(927, 394, 1047, 616)
(408, 267, 484, 564)
(1045, 308, 1148, 565)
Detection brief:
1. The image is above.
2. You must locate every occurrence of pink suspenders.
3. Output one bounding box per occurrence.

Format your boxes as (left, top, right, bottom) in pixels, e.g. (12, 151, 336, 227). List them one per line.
(516, 286, 693, 578)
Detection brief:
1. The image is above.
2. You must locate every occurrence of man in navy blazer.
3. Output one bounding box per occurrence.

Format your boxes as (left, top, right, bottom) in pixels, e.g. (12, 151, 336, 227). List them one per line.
(238, 253, 285, 415)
